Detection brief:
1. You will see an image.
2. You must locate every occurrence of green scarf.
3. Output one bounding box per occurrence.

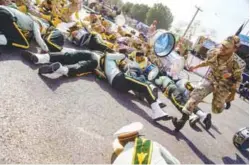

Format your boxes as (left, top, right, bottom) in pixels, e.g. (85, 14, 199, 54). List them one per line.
(132, 137, 153, 165)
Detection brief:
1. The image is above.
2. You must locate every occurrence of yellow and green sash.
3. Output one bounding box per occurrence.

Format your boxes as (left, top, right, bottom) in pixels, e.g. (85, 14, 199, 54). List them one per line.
(132, 137, 153, 165)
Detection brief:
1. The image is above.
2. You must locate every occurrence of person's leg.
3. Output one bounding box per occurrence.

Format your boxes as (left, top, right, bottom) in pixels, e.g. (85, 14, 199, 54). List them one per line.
(224, 90, 235, 109)
(212, 86, 230, 114)
(66, 60, 98, 77)
(193, 108, 212, 130)
(22, 50, 95, 65)
(123, 75, 168, 120)
(38, 62, 68, 79)
(167, 86, 211, 129)
(172, 80, 213, 131)
(0, 8, 29, 49)
(125, 75, 157, 104)
(189, 113, 200, 127)
(43, 29, 64, 52)
(49, 50, 94, 64)
(87, 34, 113, 52)
(169, 88, 185, 111)
(38, 59, 98, 78)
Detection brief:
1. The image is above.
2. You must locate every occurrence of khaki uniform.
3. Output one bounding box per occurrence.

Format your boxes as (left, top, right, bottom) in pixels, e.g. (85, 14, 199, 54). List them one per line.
(184, 48, 242, 114)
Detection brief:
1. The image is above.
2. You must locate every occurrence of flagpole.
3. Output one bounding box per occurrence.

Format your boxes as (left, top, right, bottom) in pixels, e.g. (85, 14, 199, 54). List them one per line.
(243, 19, 249, 35)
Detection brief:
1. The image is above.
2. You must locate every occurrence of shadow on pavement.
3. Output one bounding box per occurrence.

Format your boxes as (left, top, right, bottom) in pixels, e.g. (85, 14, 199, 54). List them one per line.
(210, 124, 222, 135)
(0, 48, 229, 164)
(94, 79, 216, 164)
(38, 74, 96, 91)
(197, 122, 216, 139)
(222, 154, 246, 164)
(0, 46, 40, 70)
(239, 149, 249, 160)
(190, 123, 203, 132)
(95, 78, 155, 121)
(152, 122, 216, 164)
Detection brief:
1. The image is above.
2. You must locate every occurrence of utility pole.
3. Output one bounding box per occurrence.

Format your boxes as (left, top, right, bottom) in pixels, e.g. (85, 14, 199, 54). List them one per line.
(182, 6, 203, 38)
(243, 19, 249, 28)
(244, 19, 249, 35)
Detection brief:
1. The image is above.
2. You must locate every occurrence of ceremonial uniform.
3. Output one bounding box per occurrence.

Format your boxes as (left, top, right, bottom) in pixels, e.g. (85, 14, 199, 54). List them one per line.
(22, 50, 102, 78)
(102, 53, 168, 120)
(68, 27, 114, 52)
(37, 0, 79, 27)
(112, 122, 180, 164)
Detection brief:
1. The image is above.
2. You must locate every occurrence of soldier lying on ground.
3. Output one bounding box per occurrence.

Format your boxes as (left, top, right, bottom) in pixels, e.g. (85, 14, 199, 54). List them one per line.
(0, 5, 64, 52)
(22, 50, 169, 121)
(155, 76, 212, 130)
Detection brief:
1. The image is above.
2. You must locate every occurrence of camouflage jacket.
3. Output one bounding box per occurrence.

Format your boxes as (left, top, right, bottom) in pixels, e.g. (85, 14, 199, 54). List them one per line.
(199, 48, 243, 91)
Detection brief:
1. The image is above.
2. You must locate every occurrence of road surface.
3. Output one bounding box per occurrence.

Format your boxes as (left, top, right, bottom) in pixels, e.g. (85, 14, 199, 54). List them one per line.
(0, 46, 249, 164)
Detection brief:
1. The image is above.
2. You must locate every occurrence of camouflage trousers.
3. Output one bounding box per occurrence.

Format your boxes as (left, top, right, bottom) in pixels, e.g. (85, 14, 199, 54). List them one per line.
(183, 79, 230, 114)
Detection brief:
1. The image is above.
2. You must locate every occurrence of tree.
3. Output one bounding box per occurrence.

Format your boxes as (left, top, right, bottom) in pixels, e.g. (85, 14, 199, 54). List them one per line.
(200, 28, 217, 40)
(171, 21, 187, 35)
(145, 3, 173, 30)
(173, 27, 184, 35)
(121, 2, 134, 16)
(206, 29, 217, 39)
(130, 4, 150, 23)
(106, 0, 124, 8)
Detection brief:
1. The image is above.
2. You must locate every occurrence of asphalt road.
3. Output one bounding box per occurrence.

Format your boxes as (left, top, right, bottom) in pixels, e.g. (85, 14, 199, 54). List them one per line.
(0, 47, 249, 164)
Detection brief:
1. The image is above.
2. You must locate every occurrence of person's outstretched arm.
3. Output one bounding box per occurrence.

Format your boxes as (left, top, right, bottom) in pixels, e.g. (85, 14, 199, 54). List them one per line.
(106, 53, 125, 61)
(32, 22, 49, 52)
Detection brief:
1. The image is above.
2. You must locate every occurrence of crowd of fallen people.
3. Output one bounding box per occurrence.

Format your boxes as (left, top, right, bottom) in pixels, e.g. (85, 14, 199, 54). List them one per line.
(0, 0, 246, 163)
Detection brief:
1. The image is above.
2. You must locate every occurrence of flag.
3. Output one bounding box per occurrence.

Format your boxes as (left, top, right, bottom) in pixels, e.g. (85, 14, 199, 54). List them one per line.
(235, 23, 245, 36)
(235, 20, 249, 36)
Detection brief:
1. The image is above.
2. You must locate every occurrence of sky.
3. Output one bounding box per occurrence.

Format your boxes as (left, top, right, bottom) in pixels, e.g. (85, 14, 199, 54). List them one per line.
(122, 0, 249, 43)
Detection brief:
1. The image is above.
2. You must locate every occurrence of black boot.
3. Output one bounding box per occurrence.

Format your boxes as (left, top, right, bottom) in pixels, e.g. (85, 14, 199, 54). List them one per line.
(225, 102, 231, 109)
(21, 50, 39, 63)
(172, 113, 189, 132)
(203, 113, 212, 130)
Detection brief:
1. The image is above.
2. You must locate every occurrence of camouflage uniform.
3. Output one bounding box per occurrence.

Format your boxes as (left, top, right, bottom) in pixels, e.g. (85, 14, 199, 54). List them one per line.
(183, 48, 243, 114)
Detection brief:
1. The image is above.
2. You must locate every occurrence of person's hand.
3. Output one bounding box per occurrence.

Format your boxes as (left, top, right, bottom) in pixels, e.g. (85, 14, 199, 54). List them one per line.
(188, 66, 196, 72)
(41, 50, 49, 54)
(41, 44, 49, 53)
(232, 84, 237, 90)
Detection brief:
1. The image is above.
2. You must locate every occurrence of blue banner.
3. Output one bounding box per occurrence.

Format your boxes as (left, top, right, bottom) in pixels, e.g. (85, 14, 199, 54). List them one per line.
(239, 34, 249, 46)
